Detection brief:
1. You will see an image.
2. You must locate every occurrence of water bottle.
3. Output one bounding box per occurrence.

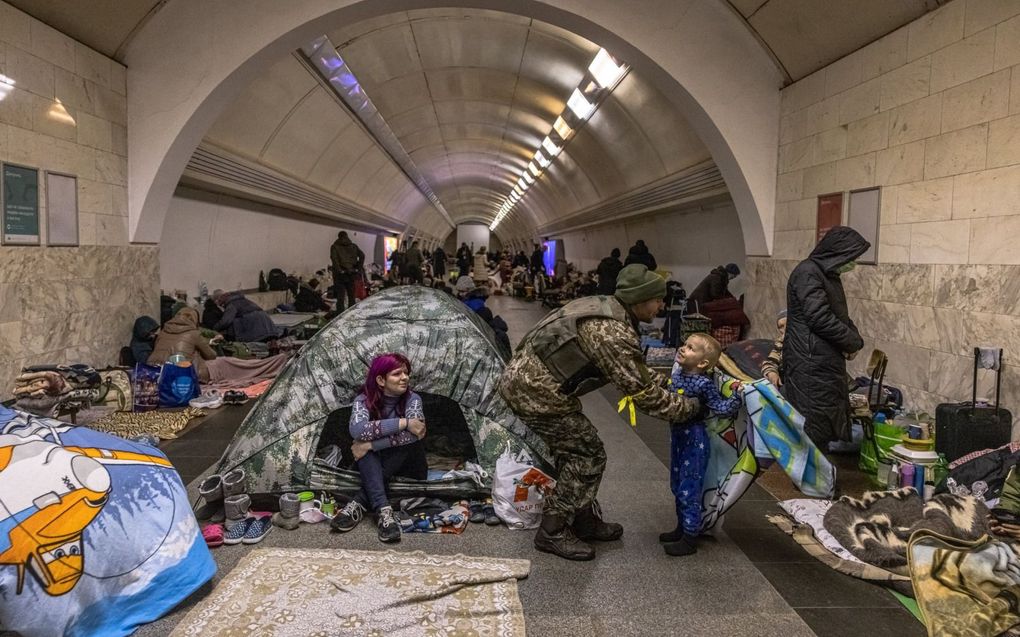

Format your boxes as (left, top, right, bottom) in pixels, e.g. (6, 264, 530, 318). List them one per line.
(900, 463, 915, 489)
(888, 462, 900, 489)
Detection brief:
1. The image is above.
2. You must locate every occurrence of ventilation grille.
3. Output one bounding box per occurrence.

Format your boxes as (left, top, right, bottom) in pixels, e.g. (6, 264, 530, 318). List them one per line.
(184, 145, 401, 232)
(537, 161, 727, 235)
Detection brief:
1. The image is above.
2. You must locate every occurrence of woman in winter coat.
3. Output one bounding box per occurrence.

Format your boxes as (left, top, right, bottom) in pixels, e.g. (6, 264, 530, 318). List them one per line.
(148, 307, 219, 381)
(782, 226, 869, 448)
(596, 248, 624, 295)
(624, 240, 657, 271)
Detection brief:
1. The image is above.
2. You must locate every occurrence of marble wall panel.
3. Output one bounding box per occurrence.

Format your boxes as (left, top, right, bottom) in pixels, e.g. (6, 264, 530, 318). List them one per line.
(934, 264, 1020, 313)
(840, 264, 884, 301)
(879, 263, 935, 306)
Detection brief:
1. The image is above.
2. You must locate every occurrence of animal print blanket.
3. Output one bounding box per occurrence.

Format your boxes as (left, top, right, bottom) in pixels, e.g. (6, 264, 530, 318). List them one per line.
(822, 488, 989, 574)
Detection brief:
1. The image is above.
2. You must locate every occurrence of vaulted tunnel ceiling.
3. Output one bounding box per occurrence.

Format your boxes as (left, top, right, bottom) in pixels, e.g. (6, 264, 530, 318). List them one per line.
(6, 0, 949, 240)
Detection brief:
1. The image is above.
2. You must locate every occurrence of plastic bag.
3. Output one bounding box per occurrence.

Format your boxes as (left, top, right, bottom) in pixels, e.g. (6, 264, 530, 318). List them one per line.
(157, 363, 200, 408)
(491, 443, 556, 529)
(132, 363, 161, 412)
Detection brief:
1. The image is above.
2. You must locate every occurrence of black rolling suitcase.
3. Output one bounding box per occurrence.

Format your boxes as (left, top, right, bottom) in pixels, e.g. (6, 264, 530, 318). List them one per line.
(935, 347, 1012, 462)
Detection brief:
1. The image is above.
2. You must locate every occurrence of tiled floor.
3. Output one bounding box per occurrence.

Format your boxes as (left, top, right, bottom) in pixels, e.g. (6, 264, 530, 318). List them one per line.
(152, 294, 925, 636)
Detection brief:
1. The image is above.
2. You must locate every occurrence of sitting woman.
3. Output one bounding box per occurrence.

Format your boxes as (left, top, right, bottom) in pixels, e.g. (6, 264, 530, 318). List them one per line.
(149, 307, 288, 384)
(331, 353, 427, 543)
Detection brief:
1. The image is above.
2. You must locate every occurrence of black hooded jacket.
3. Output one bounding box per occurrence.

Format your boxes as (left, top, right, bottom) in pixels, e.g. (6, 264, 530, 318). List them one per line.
(130, 316, 160, 365)
(596, 255, 623, 295)
(687, 266, 732, 306)
(782, 226, 870, 446)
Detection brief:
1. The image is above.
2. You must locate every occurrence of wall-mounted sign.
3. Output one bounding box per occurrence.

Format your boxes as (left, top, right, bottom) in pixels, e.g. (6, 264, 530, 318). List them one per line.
(816, 192, 843, 243)
(848, 187, 880, 264)
(3, 163, 40, 245)
(46, 172, 79, 246)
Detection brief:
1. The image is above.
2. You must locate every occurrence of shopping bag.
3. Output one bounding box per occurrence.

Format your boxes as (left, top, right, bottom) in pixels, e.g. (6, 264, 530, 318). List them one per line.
(491, 443, 556, 529)
(157, 363, 200, 407)
(133, 363, 161, 412)
(97, 368, 133, 411)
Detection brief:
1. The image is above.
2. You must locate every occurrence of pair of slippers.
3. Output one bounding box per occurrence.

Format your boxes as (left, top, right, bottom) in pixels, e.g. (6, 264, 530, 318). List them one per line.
(223, 390, 249, 405)
(203, 514, 273, 547)
(468, 501, 501, 526)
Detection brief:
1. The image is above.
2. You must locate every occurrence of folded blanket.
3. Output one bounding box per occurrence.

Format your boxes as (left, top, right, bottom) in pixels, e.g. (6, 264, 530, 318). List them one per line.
(823, 488, 989, 574)
(908, 531, 1020, 637)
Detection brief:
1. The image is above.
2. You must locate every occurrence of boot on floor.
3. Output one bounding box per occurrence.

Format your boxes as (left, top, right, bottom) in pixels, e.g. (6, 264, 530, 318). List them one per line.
(534, 513, 595, 561)
(572, 500, 623, 542)
(658, 525, 684, 543)
(195, 474, 225, 523)
(663, 534, 698, 556)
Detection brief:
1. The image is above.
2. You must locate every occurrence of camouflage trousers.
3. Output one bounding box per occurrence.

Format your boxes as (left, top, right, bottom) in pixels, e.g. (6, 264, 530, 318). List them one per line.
(516, 411, 607, 521)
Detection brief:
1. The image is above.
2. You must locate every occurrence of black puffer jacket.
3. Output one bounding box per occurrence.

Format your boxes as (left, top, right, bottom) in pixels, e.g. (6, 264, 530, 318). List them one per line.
(687, 266, 731, 306)
(624, 241, 657, 271)
(782, 226, 869, 446)
(596, 256, 623, 295)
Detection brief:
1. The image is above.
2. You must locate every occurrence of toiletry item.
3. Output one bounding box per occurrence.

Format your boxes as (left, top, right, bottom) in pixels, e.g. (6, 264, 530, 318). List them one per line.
(900, 463, 915, 489)
(913, 463, 924, 492)
(888, 462, 901, 490)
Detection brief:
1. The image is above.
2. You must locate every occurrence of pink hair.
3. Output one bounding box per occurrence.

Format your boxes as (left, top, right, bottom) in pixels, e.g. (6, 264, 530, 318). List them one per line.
(361, 353, 412, 420)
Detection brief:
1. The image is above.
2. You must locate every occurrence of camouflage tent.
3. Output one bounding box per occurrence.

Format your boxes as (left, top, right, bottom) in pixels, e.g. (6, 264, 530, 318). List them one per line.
(215, 286, 550, 499)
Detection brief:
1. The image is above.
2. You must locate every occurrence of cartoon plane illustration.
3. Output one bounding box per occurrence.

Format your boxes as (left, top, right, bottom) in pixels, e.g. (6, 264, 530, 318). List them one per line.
(0, 419, 173, 596)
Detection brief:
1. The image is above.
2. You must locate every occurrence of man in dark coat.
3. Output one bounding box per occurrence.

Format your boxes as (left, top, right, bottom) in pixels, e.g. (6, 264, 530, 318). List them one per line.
(596, 248, 623, 295)
(624, 240, 657, 271)
(330, 231, 364, 312)
(432, 246, 447, 280)
(456, 242, 472, 277)
(687, 263, 740, 306)
(530, 244, 546, 276)
(782, 226, 869, 448)
(513, 250, 529, 268)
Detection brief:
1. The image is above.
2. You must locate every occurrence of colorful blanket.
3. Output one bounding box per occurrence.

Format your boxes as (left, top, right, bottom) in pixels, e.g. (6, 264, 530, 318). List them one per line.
(0, 406, 215, 636)
(698, 378, 834, 533)
(908, 531, 1020, 637)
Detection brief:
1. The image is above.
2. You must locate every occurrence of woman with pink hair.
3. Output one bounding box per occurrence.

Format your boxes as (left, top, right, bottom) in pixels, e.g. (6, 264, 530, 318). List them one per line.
(331, 353, 427, 543)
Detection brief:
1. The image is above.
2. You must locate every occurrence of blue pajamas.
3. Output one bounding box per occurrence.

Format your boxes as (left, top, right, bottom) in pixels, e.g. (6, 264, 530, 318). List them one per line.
(671, 423, 709, 534)
(669, 369, 742, 535)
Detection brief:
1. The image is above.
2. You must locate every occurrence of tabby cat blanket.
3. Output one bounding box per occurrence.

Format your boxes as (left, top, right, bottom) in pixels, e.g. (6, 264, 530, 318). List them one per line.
(823, 488, 989, 574)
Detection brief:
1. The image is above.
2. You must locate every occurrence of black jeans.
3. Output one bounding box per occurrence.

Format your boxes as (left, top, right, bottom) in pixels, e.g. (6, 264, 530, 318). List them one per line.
(333, 273, 356, 312)
(355, 441, 428, 511)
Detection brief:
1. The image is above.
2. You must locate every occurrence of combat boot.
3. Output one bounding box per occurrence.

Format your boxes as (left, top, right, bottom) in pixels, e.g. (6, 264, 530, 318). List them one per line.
(572, 500, 623, 542)
(534, 514, 595, 561)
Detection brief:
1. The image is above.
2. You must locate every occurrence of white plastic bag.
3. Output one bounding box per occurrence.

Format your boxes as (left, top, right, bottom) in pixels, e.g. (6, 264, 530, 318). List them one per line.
(491, 443, 556, 529)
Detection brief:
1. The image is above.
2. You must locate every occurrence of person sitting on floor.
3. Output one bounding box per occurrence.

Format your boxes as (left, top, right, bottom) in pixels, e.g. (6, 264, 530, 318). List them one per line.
(761, 309, 788, 387)
(149, 306, 289, 385)
(129, 315, 160, 365)
(294, 278, 331, 313)
(331, 353, 427, 543)
(148, 307, 221, 381)
(212, 289, 282, 343)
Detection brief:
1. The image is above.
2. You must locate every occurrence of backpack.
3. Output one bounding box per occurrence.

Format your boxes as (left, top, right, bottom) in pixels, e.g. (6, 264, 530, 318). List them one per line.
(267, 268, 288, 291)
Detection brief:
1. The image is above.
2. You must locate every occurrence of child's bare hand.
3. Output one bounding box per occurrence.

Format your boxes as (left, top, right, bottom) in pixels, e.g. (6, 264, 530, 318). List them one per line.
(765, 371, 782, 387)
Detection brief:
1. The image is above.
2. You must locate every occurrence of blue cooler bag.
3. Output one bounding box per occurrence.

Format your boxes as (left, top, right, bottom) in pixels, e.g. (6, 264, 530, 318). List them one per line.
(158, 363, 200, 407)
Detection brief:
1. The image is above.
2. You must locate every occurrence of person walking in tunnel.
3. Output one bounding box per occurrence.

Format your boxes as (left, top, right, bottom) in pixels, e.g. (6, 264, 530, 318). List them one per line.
(498, 264, 700, 561)
(432, 245, 447, 281)
(624, 239, 657, 271)
(330, 231, 364, 312)
(404, 240, 424, 285)
(529, 243, 545, 277)
(783, 226, 868, 450)
(596, 248, 624, 295)
(456, 242, 472, 278)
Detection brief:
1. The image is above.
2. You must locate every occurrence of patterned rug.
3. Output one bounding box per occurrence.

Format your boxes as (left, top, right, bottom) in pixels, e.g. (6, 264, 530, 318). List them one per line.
(170, 548, 530, 636)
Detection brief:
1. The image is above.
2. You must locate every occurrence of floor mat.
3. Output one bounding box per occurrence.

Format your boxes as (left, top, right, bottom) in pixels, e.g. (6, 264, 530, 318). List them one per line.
(170, 548, 530, 636)
(87, 407, 205, 440)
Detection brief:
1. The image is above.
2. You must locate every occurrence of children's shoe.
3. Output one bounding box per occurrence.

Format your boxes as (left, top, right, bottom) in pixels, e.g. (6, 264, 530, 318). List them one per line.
(468, 501, 486, 524)
(330, 500, 365, 533)
(202, 524, 224, 548)
(195, 474, 225, 523)
(223, 494, 251, 530)
(272, 511, 300, 530)
(482, 501, 501, 526)
(664, 534, 698, 556)
(377, 506, 401, 543)
(658, 526, 684, 543)
(223, 518, 253, 545)
(189, 390, 223, 409)
(242, 516, 273, 544)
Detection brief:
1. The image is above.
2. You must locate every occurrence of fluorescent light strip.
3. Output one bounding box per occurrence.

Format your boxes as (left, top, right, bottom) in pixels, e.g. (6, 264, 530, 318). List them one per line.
(535, 150, 550, 168)
(553, 116, 572, 140)
(542, 136, 561, 157)
(589, 48, 625, 88)
(567, 88, 595, 120)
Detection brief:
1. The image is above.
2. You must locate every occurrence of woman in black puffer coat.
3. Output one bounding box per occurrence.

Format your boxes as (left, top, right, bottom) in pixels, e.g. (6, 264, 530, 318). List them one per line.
(782, 226, 869, 448)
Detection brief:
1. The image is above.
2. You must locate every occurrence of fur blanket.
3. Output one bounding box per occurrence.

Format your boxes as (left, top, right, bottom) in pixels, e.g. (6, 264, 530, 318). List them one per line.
(822, 488, 989, 574)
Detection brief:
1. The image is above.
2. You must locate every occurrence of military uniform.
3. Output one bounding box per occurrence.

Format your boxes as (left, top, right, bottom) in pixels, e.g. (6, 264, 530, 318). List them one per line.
(499, 295, 700, 521)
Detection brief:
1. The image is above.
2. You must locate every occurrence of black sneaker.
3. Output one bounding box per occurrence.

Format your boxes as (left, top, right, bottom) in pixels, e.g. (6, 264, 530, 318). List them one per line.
(330, 500, 364, 533)
(377, 506, 401, 543)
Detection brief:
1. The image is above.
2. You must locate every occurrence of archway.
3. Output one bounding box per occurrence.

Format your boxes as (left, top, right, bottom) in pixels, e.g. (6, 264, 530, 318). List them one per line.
(125, 0, 782, 254)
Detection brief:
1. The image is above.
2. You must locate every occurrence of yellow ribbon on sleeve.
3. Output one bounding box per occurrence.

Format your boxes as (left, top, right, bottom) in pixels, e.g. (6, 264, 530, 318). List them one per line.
(617, 395, 638, 427)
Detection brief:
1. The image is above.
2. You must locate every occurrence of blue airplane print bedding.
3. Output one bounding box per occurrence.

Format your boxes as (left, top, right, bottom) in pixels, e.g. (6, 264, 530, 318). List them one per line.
(0, 405, 215, 637)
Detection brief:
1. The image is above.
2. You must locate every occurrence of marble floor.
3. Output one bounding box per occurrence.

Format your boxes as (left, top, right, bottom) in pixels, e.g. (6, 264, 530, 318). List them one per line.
(142, 293, 924, 636)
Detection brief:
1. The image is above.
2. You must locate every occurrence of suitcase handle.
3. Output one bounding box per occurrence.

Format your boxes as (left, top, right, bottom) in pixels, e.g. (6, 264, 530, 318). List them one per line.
(972, 347, 1004, 419)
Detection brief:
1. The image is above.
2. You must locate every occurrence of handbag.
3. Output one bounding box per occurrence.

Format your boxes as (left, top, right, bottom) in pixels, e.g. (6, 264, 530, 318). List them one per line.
(157, 363, 200, 408)
(491, 443, 556, 530)
(97, 368, 133, 411)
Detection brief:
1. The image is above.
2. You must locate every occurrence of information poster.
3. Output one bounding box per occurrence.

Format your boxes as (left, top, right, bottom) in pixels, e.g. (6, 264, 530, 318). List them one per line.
(3, 163, 40, 245)
(816, 192, 843, 244)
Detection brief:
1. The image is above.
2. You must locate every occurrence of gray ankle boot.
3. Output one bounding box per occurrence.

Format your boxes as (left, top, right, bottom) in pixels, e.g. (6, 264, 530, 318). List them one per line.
(222, 468, 247, 497)
(195, 474, 225, 523)
(224, 493, 251, 530)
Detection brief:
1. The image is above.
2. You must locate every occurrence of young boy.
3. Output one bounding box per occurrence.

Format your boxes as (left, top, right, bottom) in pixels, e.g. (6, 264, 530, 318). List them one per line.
(663, 333, 742, 556)
(761, 309, 787, 387)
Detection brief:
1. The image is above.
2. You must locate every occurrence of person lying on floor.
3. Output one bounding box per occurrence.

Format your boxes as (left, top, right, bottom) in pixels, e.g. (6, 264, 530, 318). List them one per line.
(149, 307, 288, 384)
(211, 289, 283, 343)
(331, 352, 427, 543)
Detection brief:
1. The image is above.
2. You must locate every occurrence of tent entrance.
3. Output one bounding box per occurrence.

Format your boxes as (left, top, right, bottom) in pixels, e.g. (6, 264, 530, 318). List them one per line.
(316, 391, 479, 476)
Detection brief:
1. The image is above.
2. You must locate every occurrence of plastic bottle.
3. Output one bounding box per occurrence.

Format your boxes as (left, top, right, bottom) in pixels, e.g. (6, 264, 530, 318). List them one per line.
(913, 463, 925, 492)
(900, 463, 915, 489)
(888, 462, 900, 490)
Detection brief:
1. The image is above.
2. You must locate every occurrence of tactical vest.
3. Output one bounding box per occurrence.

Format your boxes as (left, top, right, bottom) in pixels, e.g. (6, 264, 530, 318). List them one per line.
(521, 295, 634, 397)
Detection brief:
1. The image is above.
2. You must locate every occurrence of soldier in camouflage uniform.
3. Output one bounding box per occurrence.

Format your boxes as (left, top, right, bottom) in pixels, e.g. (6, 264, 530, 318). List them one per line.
(499, 264, 701, 560)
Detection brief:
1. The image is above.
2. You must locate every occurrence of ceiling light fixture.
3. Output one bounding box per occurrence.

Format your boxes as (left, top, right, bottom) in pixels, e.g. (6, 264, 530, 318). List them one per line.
(589, 48, 626, 89)
(523, 171, 535, 185)
(541, 136, 561, 157)
(528, 162, 541, 178)
(535, 149, 550, 168)
(553, 115, 573, 140)
(567, 88, 595, 120)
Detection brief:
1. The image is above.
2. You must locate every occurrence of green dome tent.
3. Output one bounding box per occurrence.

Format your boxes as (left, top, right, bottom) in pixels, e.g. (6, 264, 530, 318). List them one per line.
(214, 286, 551, 500)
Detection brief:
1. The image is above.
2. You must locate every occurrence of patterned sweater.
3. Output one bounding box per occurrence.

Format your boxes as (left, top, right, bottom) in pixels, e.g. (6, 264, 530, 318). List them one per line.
(349, 391, 425, 451)
(761, 337, 784, 379)
(669, 368, 742, 426)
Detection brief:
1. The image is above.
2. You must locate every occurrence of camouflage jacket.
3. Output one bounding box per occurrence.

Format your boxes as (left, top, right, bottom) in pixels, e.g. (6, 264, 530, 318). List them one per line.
(499, 314, 700, 422)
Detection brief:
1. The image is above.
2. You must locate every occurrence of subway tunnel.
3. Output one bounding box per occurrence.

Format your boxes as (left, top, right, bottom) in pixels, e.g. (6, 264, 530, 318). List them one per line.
(0, 0, 1017, 635)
